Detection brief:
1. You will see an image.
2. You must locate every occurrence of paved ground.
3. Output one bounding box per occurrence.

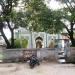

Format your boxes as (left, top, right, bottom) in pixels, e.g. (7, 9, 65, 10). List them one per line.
(0, 62, 75, 75)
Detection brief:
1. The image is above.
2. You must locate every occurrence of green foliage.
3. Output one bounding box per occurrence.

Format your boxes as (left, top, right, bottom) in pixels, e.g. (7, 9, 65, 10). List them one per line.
(14, 12, 28, 28)
(25, 0, 47, 32)
(0, 0, 20, 48)
(55, 0, 75, 46)
(24, 0, 64, 33)
(0, 0, 18, 22)
(14, 39, 28, 48)
(14, 39, 21, 48)
(1, 0, 75, 47)
(21, 39, 28, 48)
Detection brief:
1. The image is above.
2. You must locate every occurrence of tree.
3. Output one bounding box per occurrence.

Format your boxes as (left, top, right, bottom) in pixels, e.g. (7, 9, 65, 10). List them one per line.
(0, 0, 28, 48)
(0, 0, 19, 48)
(24, 0, 64, 33)
(53, 0, 75, 46)
(14, 12, 28, 28)
(0, 0, 67, 48)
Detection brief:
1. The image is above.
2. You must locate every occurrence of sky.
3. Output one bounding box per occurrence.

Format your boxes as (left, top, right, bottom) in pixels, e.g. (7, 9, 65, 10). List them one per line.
(3, 0, 62, 39)
(4, 29, 11, 39)
(46, 0, 63, 10)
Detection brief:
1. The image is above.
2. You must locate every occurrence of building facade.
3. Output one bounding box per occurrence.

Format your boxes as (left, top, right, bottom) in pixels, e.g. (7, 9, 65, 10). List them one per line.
(14, 27, 67, 48)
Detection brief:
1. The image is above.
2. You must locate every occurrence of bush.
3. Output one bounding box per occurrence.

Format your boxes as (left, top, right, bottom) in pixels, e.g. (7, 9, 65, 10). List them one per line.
(21, 39, 28, 48)
(14, 39, 28, 48)
(14, 39, 21, 48)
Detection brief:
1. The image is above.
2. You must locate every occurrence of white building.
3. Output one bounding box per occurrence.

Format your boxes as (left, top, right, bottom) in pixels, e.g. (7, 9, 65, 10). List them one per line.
(14, 27, 66, 48)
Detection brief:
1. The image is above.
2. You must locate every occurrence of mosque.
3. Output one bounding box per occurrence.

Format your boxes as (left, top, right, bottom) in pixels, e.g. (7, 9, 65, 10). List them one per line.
(14, 27, 69, 48)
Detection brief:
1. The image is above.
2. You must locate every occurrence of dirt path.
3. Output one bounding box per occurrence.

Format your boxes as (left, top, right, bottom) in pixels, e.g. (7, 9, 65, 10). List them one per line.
(0, 62, 75, 75)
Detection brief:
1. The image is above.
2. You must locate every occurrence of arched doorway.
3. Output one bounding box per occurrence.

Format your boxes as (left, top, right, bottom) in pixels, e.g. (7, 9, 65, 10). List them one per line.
(35, 36, 43, 48)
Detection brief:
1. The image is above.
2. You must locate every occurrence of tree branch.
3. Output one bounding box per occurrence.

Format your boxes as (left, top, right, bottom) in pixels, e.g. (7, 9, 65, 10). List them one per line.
(8, 0, 12, 13)
(0, 22, 11, 48)
(73, 0, 75, 4)
(65, 2, 72, 13)
(6, 20, 12, 30)
(67, 0, 74, 9)
(70, 22, 74, 33)
(63, 23, 71, 34)
(0, 2, 5, 11)
(65, 26, 70, 33)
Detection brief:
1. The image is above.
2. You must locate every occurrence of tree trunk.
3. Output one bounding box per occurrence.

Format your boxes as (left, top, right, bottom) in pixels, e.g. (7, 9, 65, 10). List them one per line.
(70, 33, 75, 46)
(71, 39, 75, 47)
(6, 20, 15, 48)
(11, 29, 14, 48)
(69, 31, 75, 46)
(0, 29, 11, 48)
(69, 22, 75, 47)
